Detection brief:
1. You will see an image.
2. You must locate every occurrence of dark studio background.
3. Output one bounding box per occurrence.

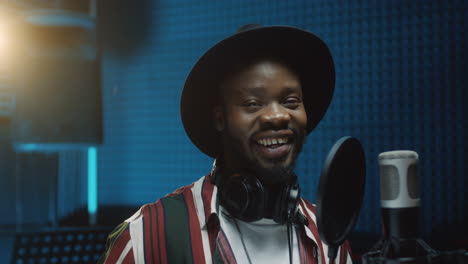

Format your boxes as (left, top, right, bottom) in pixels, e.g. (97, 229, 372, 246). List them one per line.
(0, 0, 466, 263)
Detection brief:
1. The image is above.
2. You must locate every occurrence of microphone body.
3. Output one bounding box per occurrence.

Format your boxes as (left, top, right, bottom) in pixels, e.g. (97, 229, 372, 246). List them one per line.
(378, 150, 420, 256)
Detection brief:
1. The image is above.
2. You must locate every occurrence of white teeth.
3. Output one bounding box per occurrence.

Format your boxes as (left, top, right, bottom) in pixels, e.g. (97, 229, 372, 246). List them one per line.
(257, 137, 288, 146)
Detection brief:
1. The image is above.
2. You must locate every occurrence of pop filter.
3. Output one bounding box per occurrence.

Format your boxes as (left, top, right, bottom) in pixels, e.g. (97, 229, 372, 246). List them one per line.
(316, 136, 366, 261)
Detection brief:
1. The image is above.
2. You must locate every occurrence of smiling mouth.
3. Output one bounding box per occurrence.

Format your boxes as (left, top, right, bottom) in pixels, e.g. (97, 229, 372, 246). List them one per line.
(254, 136, 293, 160)
(256, 137, 290, 147)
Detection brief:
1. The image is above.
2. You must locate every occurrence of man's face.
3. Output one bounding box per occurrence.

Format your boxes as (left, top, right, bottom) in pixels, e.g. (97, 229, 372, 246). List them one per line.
(216, 60, 307, 183)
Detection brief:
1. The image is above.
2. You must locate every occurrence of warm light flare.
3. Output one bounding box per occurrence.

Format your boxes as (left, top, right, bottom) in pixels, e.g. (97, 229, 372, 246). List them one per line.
(0, 22, 10, 57)
(0, 8, 24, 70)
(0, 10, 19, 63)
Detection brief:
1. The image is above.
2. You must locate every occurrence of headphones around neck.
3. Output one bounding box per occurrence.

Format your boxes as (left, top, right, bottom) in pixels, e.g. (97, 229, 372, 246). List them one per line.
(211, 160, 301, 225)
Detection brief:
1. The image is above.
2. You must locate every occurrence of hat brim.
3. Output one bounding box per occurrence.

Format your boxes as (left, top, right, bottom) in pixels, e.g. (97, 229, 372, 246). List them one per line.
(181, 26, 335, 158)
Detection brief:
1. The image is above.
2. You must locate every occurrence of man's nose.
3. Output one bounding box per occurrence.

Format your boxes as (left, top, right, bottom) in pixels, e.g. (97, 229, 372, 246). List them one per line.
(259, 103, 291, 129)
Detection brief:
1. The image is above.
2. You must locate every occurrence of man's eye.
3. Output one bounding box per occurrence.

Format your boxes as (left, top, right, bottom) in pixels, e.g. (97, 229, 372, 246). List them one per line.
(283, 98, 301, 108)
(242, 101, 262, 107)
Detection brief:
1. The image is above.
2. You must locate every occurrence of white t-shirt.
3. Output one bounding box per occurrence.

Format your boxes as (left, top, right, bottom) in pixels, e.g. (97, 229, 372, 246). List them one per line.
(219, 206, 300, 264)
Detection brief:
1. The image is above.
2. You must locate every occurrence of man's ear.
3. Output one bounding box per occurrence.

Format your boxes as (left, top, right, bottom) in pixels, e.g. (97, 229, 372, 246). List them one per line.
(213, 105, 224, 132)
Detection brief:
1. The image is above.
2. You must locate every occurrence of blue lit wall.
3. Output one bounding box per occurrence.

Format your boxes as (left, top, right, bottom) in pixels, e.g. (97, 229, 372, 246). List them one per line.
(97, 0, 467, 237)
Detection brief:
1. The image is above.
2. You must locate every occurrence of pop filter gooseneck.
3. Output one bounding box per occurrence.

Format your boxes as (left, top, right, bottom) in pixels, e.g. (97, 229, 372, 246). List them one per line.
(316, 136, 366, 262)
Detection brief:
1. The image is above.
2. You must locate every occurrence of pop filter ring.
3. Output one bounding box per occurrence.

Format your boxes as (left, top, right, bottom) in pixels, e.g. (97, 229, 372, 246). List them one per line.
(316, 136, 366, 261)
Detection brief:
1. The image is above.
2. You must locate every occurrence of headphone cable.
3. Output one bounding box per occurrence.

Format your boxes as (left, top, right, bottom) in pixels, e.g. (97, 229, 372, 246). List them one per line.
(287, 218, 293, 264)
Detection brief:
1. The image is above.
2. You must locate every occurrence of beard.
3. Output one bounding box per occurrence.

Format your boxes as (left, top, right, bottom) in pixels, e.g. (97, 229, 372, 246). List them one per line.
(254, 139, 304, 185)
(249, 130, 306, 185)
(220, 122, 307, 185)
(252, 164, 296, 185)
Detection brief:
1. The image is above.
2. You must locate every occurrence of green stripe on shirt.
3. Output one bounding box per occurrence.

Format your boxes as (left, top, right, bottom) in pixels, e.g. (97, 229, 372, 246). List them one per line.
(161, 193, 194, 263)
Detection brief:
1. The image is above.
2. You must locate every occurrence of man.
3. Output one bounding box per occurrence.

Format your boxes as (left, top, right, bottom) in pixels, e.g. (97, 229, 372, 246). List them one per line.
(100, 25, 352, 264)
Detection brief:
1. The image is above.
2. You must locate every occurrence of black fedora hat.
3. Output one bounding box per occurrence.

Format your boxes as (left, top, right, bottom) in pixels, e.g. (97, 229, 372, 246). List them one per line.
(181, 25, 335, 158)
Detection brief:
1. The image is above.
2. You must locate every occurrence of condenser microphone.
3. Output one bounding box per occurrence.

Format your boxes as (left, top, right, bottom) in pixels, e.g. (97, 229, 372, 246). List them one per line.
(378, 150, 420, 249)
(363, 150, 468, 263)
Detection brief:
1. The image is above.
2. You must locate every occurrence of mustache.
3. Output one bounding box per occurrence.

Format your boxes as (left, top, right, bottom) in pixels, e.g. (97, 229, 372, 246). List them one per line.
(251, 127, 300, 139)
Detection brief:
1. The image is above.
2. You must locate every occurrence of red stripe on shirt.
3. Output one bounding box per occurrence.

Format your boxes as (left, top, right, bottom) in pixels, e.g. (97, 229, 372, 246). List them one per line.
(216, 229, 237, 264)
(150, 204, 160, 264)
(300, 199, 326, 264)
(297, 227, 306, 264)
(340, 240, 351, 264)
(183, 188, 206, 263)
(155, 200, 168, 264)
(104, 228, 131, 264)
(122, 248, 134, 264)
(142, 205, 154, 264)
(202, 174, 215, 220)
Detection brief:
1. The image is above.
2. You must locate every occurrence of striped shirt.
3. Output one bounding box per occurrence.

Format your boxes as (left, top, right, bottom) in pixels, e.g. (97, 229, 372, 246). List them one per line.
(99, 173, 352, 264)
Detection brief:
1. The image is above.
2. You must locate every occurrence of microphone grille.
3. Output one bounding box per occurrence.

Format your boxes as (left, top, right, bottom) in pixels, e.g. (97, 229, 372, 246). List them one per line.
(380, 165, 400, 200)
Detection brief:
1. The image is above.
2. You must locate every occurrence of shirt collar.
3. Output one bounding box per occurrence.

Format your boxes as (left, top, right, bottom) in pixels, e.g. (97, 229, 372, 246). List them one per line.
(198, 171, 220, 229)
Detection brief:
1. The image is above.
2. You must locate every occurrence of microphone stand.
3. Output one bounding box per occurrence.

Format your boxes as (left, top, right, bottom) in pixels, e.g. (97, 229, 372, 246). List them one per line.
(362, 236, 440, 264)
